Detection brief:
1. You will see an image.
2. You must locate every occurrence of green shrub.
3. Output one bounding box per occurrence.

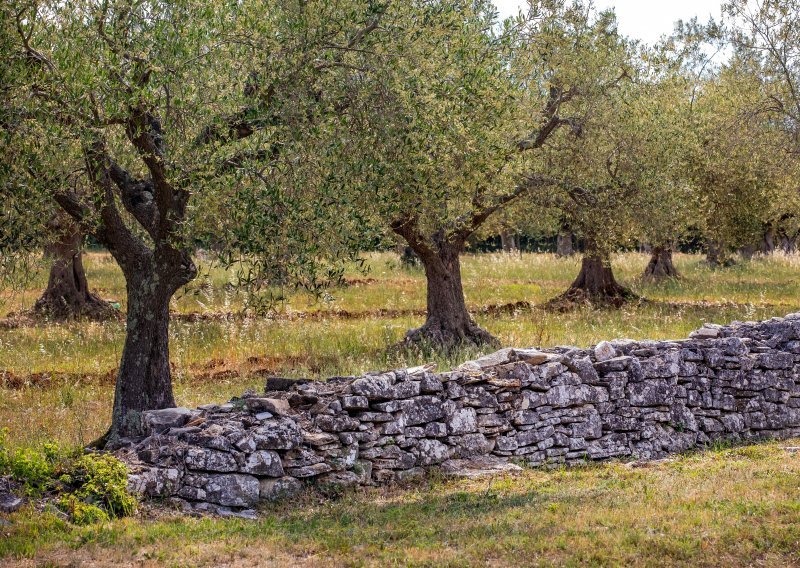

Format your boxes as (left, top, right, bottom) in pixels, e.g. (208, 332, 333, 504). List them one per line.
(68, 453, 137, 518)
(0, 428, 58, 495)
(58, 494, 110, 525)
(0, 431, 136, 523)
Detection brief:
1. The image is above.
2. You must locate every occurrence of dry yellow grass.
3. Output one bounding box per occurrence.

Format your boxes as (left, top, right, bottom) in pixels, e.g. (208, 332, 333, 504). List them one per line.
(3, 251, 800, 566)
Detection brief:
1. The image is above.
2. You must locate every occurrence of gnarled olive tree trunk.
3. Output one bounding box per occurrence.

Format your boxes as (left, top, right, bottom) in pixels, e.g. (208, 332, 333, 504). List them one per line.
(551, 240, 635, 308)
(391, 220, 497, 350)
(406, 243, 497, 348)
(641, 245, 679, 282)
(105, 245, 196, 446)
(32, 218, 114, 321)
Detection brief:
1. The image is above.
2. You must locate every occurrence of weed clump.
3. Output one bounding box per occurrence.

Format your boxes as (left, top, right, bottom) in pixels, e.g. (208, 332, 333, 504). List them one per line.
(0, 428, 136, 525)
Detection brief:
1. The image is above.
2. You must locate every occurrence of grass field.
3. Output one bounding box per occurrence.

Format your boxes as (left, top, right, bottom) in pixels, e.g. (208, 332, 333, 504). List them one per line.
(2, 250, 800, 566)
(3, 441, 800, 566)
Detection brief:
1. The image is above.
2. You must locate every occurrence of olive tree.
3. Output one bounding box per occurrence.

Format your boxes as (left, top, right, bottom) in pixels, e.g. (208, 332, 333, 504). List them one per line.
(348, 0, 638, 347)
(1, 0, 386, 445)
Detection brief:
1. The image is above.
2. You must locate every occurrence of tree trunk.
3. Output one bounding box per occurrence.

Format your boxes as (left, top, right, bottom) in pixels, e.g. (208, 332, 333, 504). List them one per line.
(641, 246, 679, 282)
(761, 227, 775, 255)
(399, 245, 419, 267)
(500, 230, 519, 253)
(550, 245, 636, 309)
(32, 220, 115, 321)
(104, 249, 196, 447)
(556, 229, 574, 257)
(705, 239, 734, 268)
(779, 233, 797, 254)
(403, 243, 497, 350)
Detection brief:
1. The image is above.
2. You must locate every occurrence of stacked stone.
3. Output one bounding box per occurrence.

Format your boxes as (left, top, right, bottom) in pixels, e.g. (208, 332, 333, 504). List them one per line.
(123, 314, 800, 517)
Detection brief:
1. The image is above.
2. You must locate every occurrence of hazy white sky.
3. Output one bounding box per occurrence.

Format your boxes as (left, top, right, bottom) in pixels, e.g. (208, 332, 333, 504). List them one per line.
(492, 0, 724, 45)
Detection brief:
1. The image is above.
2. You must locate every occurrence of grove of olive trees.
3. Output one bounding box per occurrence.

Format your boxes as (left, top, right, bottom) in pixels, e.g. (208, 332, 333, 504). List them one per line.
(2, 0, 800, 447)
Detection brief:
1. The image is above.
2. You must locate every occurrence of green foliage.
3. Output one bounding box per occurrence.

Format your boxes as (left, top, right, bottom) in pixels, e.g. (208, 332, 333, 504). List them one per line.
(57, 494, 110, 525)
(0, 429, 61, 495)
(62, 453, 137, 520)
(0, 430, 135, 524)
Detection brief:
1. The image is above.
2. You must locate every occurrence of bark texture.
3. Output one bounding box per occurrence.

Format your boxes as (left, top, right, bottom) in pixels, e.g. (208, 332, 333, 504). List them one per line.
(404, 244, 498, 349)
(641, 246, 679, 282)
(550, 248, 636, 309)
(705, 240, 735, 268)
(106, 247, 196, 446)
(391, 219, 498, 350)
(500, 230, 520, 252)
(761, 227, 776, 255)
(555, 229, 574, 257)
(31, 219, 115, 321)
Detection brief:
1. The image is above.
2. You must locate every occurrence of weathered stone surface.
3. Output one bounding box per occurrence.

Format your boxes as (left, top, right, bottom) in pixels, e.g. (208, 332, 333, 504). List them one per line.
(594, 341, 617, 362)
(252, 419, 303, 450)
(259, 476, 303, 501)
(547, 385, 604, 407)
(120, 313, 800, 516)
(413, 439, 452, 465)
(185, 448, 239, 472)
(127, 467, 181, 497)
(351, 374, 395, 399)
(287, 463, 333, 478)
(316, 414, 361, 433)
(245, 398, 291, 416)
(142, 407, 194, 434)
(341, 396, 369, 410)
(243, 450, 284, 477)
(627, 380, 675, 407)
(183, 473, 259, 507)
(0, 492, 24, 513)
(445, 407, 478, 435)
(400, 396, 446, 426)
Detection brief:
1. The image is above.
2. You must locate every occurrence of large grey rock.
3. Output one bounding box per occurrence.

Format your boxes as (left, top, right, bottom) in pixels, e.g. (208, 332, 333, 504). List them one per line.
(351, 374, 396, 399)
(445, 407, 478, 435)
(142, 407, 194, 434)
(185, 448, 240, 472)
(127, 467, 181, 497)
(627, 379, 675, 407)
(594, 341, 617, 362)
(0, 492, 24, 513)
(243, 450, 284, 476)
(259, 476, 303, 501)
(547, 385, 605, 407)
(690, 324, 722, 339)
(251, 419, 303, 450)
(399, 396, 445, 426)
(183, 473, 260, 507)
(413, 439, 452, 465)
(287, 463, 333, 478)
(316, 414, 361, 432)
(245, 398, 291, 416)
(458, 348, 515, 371)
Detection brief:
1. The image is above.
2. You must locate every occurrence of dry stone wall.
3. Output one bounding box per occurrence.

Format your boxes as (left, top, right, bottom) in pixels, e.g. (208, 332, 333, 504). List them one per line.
(121, 314, 800, 517)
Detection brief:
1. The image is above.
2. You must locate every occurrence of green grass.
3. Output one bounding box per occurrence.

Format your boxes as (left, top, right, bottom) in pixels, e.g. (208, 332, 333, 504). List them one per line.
(2, 441, 800, 566)
(2, 250, 800, 566)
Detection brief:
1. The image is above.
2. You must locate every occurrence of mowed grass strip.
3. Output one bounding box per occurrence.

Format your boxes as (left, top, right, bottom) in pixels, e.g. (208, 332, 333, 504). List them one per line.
(2, 441, 800, 567)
